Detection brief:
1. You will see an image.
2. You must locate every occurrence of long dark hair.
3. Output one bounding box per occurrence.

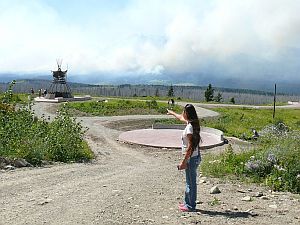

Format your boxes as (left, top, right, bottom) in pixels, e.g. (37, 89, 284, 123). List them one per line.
(184, 104, 201, 150)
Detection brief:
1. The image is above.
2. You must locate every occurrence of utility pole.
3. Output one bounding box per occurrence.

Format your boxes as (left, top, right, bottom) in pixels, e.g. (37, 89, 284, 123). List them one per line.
(273, 83, 276, 119)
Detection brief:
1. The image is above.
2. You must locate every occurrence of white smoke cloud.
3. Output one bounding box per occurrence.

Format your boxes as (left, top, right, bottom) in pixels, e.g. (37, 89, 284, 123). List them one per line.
(0, 0, 299, 81)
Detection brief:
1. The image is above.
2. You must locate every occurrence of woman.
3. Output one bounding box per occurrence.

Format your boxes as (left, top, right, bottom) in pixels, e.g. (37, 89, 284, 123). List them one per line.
(167, 104, 201, 212)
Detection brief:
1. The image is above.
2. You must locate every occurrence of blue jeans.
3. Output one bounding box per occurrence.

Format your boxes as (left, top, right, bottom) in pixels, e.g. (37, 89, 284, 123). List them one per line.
(184, 154, 201, 210)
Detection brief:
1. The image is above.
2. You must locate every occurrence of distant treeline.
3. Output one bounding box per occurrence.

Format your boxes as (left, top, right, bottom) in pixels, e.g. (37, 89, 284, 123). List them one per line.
(0, 79, 299, 105)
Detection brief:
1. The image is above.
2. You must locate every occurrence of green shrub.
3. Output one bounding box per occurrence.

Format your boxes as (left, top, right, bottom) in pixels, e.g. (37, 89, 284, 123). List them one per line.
(0, 81, 94, 165)
(0, 105, 93, 165)
(45, 107, 90, 162)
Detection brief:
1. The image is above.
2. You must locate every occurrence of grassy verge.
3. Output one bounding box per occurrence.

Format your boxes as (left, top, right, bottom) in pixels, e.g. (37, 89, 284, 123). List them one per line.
(201, 130, 300, 194)
(154, 118, 182, 125)
(201, 107, 300, 139)
(64, 99, 182, 116)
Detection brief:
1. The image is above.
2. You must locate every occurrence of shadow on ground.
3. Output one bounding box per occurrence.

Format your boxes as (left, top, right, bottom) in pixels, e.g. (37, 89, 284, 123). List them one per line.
(195, 209, 257, 218)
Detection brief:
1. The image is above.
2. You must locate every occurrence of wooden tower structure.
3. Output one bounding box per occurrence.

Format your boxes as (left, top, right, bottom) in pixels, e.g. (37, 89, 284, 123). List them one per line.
(45, 59, 73, 99)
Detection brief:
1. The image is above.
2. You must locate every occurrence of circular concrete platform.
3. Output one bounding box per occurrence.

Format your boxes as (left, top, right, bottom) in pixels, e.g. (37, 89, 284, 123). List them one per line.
(119, 127, 224, 149)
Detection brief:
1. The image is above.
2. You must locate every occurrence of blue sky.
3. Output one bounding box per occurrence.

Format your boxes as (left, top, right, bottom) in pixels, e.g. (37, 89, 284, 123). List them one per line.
(0, 0, 300, 82)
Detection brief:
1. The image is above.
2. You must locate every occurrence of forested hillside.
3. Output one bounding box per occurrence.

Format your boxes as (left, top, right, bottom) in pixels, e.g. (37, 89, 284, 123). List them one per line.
(0, 79, 299, 105)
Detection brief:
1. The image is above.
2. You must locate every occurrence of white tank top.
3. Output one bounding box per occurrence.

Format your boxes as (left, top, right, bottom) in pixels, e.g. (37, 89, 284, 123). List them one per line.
(181, 123, 199, 157)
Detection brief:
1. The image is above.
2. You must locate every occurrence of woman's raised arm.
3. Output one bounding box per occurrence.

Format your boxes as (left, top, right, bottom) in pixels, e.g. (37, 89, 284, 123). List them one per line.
(167, 109, 187, 123)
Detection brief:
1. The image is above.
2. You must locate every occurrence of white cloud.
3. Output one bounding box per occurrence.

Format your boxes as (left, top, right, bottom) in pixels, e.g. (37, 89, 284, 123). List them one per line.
(0, 0, 299, 81)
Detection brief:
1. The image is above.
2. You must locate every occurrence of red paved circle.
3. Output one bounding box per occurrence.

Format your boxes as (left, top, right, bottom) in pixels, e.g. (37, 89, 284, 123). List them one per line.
(119, 129, 224, 149)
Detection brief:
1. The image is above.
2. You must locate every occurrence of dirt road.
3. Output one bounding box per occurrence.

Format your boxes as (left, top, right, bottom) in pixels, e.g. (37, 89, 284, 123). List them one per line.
(0, 102, 299, 225)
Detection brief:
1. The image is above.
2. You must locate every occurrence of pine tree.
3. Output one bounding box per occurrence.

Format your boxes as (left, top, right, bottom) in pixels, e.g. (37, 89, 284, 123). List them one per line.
(230, 97, 235, 104)
(214, 92, 222, 102)
(167, 85, 174, 97)
(204, 84, 214, 102)
(155, 88, 159, 97)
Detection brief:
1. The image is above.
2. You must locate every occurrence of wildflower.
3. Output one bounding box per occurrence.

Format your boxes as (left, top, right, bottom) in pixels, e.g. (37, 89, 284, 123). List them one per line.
(274, 164, 286, 171)
(245, 160, 262, 172)
(267, 153, 277, 164)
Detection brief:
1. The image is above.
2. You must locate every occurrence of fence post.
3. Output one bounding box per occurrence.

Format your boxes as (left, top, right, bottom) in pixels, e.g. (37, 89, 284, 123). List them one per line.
(273, 83, 276, 119)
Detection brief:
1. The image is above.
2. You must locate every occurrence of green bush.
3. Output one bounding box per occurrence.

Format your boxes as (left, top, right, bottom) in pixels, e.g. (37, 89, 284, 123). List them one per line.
(0, 106, 93, 165)
(45, 107, 91, 162)
(0, 81, 94, 165)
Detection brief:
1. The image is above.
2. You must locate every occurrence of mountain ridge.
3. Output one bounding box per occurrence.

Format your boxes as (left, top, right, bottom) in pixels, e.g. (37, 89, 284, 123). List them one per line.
(0, 73, 299, 95)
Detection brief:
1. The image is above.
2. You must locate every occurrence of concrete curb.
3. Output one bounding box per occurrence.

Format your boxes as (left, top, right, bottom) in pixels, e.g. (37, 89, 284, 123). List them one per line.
(34, 96, 91, 103)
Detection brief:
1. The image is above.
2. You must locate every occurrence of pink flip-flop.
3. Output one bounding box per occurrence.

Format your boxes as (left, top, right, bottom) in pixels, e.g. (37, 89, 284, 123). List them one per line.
(178, 204, 191, 212)
(179, 202, 185, 207)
